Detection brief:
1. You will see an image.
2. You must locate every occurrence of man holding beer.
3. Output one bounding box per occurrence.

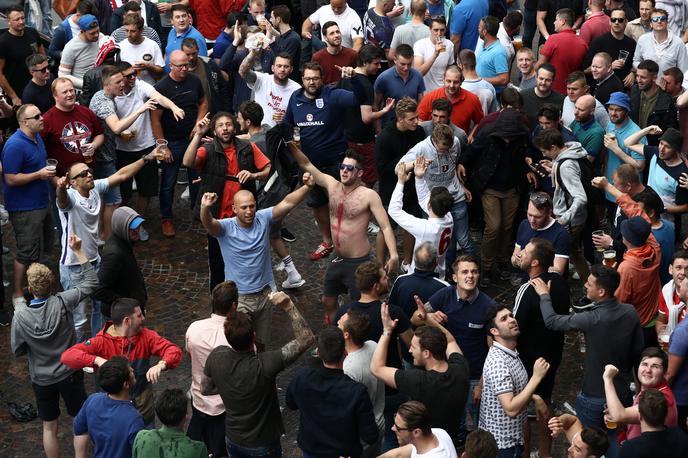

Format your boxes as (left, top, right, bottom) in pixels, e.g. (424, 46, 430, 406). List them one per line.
(603, 348, 679, 440)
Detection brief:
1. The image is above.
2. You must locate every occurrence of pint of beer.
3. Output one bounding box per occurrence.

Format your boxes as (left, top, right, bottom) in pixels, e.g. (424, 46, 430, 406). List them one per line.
(513, 35, 523, 51)
(593, 230, 606, 252)
(603, 250, 616, 268)
(658, 325, 670, 352)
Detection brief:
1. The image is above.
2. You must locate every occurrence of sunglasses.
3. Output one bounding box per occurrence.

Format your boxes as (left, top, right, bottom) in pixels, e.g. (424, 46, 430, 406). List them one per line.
(31, 66, 50, 73)
(24, 113, 42, 121)
(393, 422, 412, 431)
(123, 72, 136, 78)
(71, 168, 94, 179)
(339, 163, 359, 172)
(610, 17, 626, 23)
(651, 16, 667, 23)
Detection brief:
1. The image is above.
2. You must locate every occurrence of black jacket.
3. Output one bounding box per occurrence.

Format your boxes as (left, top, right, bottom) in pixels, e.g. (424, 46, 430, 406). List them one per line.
(630, 85, 678, 145)
(460, 108, 531, 192)
(110, 0, 163, 39)
(196, 57, 231, 116)
(95, 207, 147, 316)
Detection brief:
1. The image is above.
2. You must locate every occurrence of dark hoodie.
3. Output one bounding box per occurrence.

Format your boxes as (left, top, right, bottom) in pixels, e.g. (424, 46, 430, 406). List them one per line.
(95, 207, 147, 317)
(460, 108, 531, 192)
(11, 262, 98, 385)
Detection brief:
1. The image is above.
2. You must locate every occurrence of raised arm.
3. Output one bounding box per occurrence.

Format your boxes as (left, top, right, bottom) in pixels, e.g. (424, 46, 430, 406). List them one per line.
(623, 125, 660, 155)
(238, 48, 259, 86)
(496, 358, 550, 417)
(182, 114, 211, 169)
(104, 99, 158, 134)
(370, 303, 400, 389)
(271, 292, 315, 365)
(199, 192, 223, 237)
(107, 149, 160, 187)
(287, 141, 338, 188)
(388, 165, 422, 236)
(602, 364, 640, 424)
(604, 134, 645, 172)
(271, 173, 315, 221)
(413, 296, 462, 357)
(547, 413, 584, 443)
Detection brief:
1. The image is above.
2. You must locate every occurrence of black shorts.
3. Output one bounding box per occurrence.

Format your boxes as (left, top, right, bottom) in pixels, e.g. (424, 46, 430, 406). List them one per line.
(305, 163, 340, 208)
(323, 255, 370, 298)
(32, 371, 87, 421)
(116, 148, 159, 199)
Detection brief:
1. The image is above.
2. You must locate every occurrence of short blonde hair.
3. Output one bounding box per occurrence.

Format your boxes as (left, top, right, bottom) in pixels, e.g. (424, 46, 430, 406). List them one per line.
(51, 77, 73, 95)
(27, 263, 53, 296)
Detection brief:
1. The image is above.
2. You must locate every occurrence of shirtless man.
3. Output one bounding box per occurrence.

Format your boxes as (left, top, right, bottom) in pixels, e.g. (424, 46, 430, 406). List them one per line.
(289, 143, 399, 323)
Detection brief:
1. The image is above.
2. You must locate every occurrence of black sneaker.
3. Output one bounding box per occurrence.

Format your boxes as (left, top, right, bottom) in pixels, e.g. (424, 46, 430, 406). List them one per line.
(280, 227, 296, 242)
(0, 308, 11, 326)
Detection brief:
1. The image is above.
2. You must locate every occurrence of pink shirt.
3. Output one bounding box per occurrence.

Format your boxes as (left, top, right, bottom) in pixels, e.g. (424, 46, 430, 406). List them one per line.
(580, 12, 610, 44)
(185, 314, 230, 416)
(626, 382, 678, 440)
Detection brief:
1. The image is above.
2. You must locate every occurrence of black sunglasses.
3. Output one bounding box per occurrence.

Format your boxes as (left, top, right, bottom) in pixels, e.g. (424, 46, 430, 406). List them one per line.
(71, 168, 94, 179)
(31, 66, 50, 73)
(339, 163, 360, 172)
(393, 422, 412, 431)
(610, 17, 625, 23)
(24, 113, 42, 121)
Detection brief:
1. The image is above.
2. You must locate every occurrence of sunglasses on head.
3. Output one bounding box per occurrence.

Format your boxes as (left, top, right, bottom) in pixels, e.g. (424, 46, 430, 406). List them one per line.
(610, 17, 625, 23)
(339, 163, 359, 172)
(71, 168, 94, 179)
(651, 16, 667, 23)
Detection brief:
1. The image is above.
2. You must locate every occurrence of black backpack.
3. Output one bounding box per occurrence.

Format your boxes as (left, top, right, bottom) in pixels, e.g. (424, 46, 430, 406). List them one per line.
(555, 157, 605, 214)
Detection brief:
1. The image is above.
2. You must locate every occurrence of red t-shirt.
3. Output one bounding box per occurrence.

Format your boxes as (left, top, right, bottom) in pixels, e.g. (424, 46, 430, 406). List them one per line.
(539, 29, 589, 95)
(188, 0, 246, 39)
(42, 105, 105, 176)
(418, 87, 484, 133)
(580, 12, 610, 45)
(196, 142, 270, 218)
(312, 47, 358, 85)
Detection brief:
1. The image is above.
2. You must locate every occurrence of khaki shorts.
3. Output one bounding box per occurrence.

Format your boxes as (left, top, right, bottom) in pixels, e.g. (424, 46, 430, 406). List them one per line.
(238, 285, 273, 345)
(10, 207, 53, 265)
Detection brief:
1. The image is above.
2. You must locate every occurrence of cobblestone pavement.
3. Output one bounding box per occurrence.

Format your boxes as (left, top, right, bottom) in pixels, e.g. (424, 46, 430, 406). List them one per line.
(0, 186, 585, 457)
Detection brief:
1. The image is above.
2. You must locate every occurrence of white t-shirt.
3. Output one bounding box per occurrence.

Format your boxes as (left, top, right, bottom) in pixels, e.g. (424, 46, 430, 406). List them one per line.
(411, 428, 458, 458)
(462, 78, 498, 114)
(248, 72, 301, 128)
(309, 5, 364, 49)
(388, 179, 454, 278)
(413, 37, 454, 92)
(368, 0, 410, 27)
(118, 37, 164, 86)
(68, 16, 80, 40)
(343, 341, 385, 430)
(59, 179, 110, 266)
(114, 80, 156, 152)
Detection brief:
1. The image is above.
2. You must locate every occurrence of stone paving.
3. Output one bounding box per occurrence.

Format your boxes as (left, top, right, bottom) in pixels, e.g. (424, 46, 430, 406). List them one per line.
(0, 185, 585, 457)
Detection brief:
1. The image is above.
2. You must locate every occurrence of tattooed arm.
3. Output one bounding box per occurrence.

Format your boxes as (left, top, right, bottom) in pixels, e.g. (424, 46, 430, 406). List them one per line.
(270, 292, 316, 366)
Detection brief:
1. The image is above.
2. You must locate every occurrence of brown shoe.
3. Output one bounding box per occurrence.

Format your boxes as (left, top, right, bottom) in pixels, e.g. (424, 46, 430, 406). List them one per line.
(162, 219, 176, 238)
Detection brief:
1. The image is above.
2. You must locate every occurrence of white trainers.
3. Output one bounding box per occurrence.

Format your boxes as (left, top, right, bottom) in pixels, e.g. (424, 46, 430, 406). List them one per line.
(282, 275, 306, 289)
(367, 221, 380, 234)
(139, 226, 149, 241)
(274, 261, 285, 271)
(180, 186, 190, 200)
(12, 296, 26, 309)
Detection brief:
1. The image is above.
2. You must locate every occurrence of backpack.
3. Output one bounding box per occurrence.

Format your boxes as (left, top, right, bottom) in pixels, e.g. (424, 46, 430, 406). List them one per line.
(555, 157, 605, 213)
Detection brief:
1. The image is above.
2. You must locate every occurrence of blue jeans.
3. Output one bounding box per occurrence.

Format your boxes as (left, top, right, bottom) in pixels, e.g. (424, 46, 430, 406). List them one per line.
(576, 392, 620, 458)
(447, 200, 476, 268)
(59, 260, 103, 342)
(523, 8, 537, 51)
(25, 0, 53, 36)
(458, 378, 481, 442)
(382, 391, 410, 452)
(498, 444, 524, 458)
(225, 437, 281, 458)
(159, 139, 198, 219)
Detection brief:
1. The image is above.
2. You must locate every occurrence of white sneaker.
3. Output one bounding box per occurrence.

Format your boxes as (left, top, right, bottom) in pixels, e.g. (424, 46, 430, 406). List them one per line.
(282, 275, 306, 289)
(139, 226, 149, 241)
(12, 296, 26, 309)
(367, 221, 380, 234)
(274, 261, 285, 271)
(180, 187, 190, 200)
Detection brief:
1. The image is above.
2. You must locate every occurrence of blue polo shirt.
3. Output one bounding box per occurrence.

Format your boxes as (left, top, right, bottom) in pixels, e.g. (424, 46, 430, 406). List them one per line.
(165, 25, 208, 71)
(1, 130, 49, 212)
(427, 286, 495, 379)
(476, 40, 509, 93)
(285, 85, 359, 167)
(605, 118, 646, 202)
(450, 0, 489, 52)
(373, 66, 425, 123)
(669, 318, 688, 404)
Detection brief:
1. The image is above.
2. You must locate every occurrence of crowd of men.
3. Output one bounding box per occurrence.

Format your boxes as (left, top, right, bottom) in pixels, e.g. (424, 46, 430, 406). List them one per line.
(4, 0, 688, 456)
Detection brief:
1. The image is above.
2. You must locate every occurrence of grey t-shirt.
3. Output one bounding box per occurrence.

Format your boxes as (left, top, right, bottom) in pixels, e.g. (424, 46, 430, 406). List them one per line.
(390, 23, 430, 50)
(60, 37, 100, 86)
(343, 340, 385, 430)
(89, 90, 118, 163)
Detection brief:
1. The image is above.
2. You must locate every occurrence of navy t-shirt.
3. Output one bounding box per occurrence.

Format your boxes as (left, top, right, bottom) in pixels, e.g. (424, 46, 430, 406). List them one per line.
(22, 78, 55, 114)
(515, 218, 571, 258)
(427, 286, 495, 380)
(154, 73, 204, 140)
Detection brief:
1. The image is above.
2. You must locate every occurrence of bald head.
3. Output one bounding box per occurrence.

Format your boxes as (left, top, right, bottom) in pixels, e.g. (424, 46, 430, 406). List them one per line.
(574, 95, 596, 123)
(233, 190, 255, 205)
(170, 49, 186, 63)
